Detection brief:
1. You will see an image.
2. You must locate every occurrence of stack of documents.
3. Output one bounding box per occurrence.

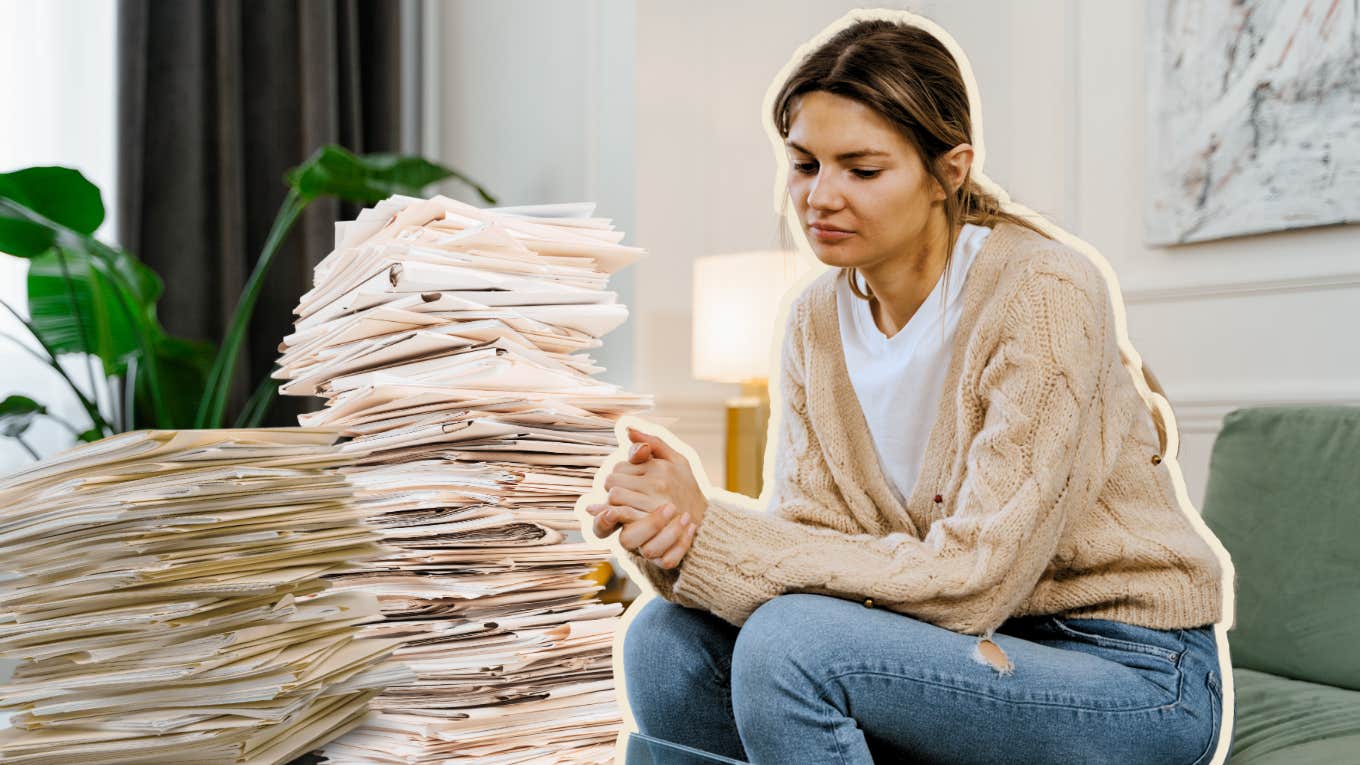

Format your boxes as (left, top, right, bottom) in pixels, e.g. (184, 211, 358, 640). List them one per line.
(276, 196, 655, 764)
(0, 429, 410, 764)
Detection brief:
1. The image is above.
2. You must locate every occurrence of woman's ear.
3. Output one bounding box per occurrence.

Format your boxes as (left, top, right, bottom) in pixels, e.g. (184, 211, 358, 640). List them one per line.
(942, 143, 974, 194)
(928, 144, 973, 202)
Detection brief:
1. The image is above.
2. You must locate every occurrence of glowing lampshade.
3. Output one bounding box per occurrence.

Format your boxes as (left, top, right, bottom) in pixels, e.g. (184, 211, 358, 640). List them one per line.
(692, 251, 816, 383)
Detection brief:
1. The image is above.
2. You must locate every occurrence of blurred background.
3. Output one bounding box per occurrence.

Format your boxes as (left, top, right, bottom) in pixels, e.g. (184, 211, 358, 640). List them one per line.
(1, 0, 1357, 519)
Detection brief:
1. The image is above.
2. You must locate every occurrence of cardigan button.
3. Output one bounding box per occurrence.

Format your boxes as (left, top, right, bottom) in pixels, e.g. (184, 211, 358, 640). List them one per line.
(1151, 454, 1162, 465)
(933, 494, 944, 504)
(863, 598, 875, 608)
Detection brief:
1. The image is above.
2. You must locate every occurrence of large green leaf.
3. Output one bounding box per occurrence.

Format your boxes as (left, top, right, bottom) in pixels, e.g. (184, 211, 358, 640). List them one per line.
(26, 246, 162, 378)
(0, 166, 104, 235)
(132, 333, 213, 430)
(9, 196, 175, 428)
(285, 145, 494, 204)
(0, 395, 46, 438)
(0, 217, 56, 257)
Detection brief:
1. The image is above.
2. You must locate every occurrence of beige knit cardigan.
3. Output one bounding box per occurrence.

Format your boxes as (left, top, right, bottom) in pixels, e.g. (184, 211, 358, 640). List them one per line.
(628, 221, 1225, 638)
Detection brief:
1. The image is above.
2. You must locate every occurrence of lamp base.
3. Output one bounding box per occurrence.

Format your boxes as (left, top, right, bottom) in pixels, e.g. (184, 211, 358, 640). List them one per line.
(724, 380, 769, 498)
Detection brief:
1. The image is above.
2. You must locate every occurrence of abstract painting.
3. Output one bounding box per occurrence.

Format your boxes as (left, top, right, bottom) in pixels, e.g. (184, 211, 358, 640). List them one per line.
(1145, 0, 1360, 245)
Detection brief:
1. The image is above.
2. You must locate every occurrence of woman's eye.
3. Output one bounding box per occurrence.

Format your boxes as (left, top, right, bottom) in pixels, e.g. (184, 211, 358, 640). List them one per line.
(790, 161, 878, 178)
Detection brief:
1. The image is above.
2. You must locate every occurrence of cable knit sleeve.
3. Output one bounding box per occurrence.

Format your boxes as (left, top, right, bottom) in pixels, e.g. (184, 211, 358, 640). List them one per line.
(623, 549, 704, 610)
(623, 549, 680, 598)
(670, 270, 1110, 634)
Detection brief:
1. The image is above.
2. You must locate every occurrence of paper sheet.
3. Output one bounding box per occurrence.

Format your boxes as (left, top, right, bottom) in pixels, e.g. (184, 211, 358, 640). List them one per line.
(276, 195, 656, 763)
(0, 430, 407, 764)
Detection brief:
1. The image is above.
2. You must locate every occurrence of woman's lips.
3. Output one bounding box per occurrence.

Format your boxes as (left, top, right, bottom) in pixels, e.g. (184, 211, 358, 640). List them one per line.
(810, 225, 854, 242)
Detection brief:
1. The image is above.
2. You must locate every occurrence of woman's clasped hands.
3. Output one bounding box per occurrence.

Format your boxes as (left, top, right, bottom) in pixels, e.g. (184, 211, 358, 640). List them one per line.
(586, 427, 709, 570)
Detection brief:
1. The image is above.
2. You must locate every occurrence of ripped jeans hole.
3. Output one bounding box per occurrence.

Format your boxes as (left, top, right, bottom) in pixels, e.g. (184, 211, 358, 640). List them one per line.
(972, 637, 1015, 675)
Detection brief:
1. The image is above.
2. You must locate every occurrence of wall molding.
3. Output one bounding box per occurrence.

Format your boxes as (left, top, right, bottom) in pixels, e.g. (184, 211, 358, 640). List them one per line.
(1122, 271, 1360, 304)
(640, 395, 728, 438)
(1165, 384, 1360, 434)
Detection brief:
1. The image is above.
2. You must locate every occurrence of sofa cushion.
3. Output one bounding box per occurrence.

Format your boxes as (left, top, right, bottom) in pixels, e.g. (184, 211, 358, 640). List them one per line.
(1199, 406, 1360, 690)
(1226, 667, 1360, 763)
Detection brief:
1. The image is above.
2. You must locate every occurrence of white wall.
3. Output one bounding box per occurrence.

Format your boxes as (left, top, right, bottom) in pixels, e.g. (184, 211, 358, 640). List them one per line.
(437, 0, 1359, 502)
(431, 0, 638, 393)
(1064, 0, 1360, 506)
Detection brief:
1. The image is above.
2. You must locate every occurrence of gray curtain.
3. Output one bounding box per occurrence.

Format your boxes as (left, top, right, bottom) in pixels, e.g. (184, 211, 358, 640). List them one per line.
(117, 0, 408, 426)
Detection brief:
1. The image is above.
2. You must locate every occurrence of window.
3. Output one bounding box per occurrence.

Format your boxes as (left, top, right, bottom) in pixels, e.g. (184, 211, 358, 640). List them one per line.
(0, 0, 117, 472)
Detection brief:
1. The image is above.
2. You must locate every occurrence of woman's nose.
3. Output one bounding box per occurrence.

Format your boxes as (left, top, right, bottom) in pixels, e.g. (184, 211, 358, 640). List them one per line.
(805, 172, 843, 211)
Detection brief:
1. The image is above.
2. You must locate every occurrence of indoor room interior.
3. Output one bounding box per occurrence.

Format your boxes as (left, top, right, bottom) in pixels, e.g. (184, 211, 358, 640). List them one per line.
(0, 1, 1356, 763)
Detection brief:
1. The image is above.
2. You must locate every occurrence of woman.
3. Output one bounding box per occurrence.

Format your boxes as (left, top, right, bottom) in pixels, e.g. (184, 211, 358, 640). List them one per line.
(586, 14, 1231, 765)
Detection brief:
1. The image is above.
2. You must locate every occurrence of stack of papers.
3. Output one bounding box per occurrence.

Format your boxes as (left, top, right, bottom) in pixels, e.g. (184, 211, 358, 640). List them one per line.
(0, 429, 410, 764)
(276, 196, 657, 764)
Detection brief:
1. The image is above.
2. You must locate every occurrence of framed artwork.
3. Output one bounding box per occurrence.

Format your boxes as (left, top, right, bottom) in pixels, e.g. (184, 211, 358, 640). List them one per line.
(1145, 0, 1359, 245)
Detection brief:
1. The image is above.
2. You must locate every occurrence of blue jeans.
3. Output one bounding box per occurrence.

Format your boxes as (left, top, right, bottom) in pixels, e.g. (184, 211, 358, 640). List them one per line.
(623, 593, 1228, 765)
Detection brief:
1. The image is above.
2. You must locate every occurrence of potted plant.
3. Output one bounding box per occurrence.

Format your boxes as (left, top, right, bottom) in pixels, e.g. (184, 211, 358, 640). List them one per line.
(0, 146, 494, 455)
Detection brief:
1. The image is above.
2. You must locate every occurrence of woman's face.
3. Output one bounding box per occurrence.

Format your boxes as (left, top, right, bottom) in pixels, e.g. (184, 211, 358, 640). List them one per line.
(784, 90, 946, 270)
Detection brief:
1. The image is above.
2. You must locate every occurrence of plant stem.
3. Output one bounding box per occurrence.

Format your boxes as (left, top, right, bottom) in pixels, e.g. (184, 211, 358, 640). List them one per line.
(86, 239, 170, 428)
(54, 248, 101, 418)
(15, 435, 39, 461)
(0, 306, 113, 435)
(233, 374, 279, 428)
(122, 357, 137, 432)
(43, 412, 84, 437)
(444, 171, 497, 204)
(198, 189, 308, 429)
(110, 373, 122, 432)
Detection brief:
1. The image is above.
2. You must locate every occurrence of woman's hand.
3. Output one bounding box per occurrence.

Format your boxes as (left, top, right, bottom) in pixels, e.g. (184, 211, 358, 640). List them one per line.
(606, 428, 709, 528)
(585, 428, 709, 569)
(587, 501, 696, 569)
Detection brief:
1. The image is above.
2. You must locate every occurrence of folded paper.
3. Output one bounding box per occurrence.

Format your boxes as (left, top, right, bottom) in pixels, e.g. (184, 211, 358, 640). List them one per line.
(0, 429, 408, 764)
(278, 196, 658, 764)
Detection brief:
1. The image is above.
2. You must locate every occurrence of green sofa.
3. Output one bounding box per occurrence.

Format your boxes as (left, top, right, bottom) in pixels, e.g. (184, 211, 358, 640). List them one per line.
(1199, 406, 1360, 763)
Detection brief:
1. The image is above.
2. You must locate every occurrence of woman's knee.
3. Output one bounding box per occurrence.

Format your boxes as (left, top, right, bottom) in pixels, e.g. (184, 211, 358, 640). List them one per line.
(623, 597, 734, 706)
(734, 594, 846, 665)
(731, 595, 845, 711)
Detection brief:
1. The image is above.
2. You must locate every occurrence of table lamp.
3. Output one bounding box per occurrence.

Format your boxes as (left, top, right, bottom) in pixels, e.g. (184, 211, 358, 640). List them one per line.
(692, 251, 816, 497)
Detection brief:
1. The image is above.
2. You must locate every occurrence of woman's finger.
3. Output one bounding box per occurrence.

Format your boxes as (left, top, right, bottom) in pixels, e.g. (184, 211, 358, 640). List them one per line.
(607, 505, 652, 524)
(591, 509, 617, 539)
(627, 441, 654, 464)
(637, 512, 688, 559)
(592, 504, 649, 539)
(628, 427, 686, 464)
(618, 504, 675, 552)
(604, 470, 649, 493)
(607, 485, 662, 513)
(610, 460, 648, 476)
(655, 521, 699, 569)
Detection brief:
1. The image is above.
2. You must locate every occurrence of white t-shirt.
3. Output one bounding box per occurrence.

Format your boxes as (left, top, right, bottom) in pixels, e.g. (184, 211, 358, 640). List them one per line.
(836, 223, 993, 506)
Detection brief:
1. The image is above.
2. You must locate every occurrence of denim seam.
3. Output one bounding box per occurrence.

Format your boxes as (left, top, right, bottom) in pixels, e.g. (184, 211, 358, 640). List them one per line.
(1048, 617, 1185, 664)
(813, 683, 855, 765)
(715, 652, 739, 747)
(1189, 672, 1221, 765)
(822, 663, 1184, 714)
